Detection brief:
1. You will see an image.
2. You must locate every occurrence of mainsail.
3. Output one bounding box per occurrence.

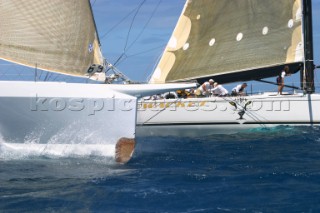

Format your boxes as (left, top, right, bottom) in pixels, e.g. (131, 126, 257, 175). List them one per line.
(0, 0, 103, 76)
(150, 0, 304, 84)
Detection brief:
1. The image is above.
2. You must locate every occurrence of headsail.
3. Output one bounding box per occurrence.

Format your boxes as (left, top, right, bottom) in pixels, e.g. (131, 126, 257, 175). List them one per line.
(150, 0, 304, 84)
(0, 0, 103, 76)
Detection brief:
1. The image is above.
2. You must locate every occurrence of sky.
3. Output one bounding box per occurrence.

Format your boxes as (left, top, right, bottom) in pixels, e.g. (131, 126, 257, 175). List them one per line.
(91, 0, 320, 90)
(91, 0, 186, 81)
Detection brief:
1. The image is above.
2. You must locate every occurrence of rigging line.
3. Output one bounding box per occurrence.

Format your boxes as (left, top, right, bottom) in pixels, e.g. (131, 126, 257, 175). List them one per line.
(115, 45, 162, 69)
(239, 102, 269, 126)
(107, 1, 145, 68)
(146, 46, 167, 81)
(143, 50, 165, 82)
(240, 107, 266, 126)
(114, 53, 126, 65)
(142, 98, 183, 125)
(38, 69, 44, 81)
(52, 74, 60, 82)
(114, 45, 161, 69)
(220, 96, 266, 126)
(127, 44, 165, 58)
(123, 0, 146, 52)
(112, 55, 128, 68)
(143, 59, 158, 82)
(100, 3, 141, 40)
(114, 45, 165, 81)
(126, 0, 162, 52)
(107, 53, 127, 71)
(43, 71, 50, 82)
(45, 72, 54, 82)
(114, 44, 165, 68)
(106, 0, 157, 72)
(225, 96, 264, 122)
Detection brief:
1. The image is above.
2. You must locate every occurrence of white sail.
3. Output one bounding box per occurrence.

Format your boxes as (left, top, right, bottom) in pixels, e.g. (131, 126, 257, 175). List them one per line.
(150, 0, 304, 84)
(0, 0, 103, 76)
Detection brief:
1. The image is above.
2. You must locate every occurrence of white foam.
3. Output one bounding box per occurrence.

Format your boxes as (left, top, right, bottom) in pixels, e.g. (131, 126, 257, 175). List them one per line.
(0, 143, 115, 160)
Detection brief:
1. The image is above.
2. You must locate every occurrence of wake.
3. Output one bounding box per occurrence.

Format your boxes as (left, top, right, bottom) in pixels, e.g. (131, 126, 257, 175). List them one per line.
(0, 133, 116, 161)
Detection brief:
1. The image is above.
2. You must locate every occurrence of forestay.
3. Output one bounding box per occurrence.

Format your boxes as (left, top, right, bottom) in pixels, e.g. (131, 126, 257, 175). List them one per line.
(150, 0, 303, 84)
(0, 0, 103, 76)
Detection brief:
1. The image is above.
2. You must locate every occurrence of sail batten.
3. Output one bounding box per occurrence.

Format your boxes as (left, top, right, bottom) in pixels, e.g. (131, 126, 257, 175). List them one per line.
(0, 0, 103, 76)
(150, 0, 304, 84)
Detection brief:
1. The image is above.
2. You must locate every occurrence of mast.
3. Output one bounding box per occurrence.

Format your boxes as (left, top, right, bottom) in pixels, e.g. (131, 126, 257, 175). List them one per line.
(303, 0, 315, 93)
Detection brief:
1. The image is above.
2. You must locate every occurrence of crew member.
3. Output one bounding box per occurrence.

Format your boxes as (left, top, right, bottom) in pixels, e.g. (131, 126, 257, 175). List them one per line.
(211, 82, 229, 96)
(277, 66, 291, 95)
(231, 83, 247, 96)
(196, 79, 215, 96)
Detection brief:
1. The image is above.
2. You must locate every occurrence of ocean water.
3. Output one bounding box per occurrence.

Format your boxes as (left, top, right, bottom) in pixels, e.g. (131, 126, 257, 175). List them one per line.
(1, 125, 320, 212)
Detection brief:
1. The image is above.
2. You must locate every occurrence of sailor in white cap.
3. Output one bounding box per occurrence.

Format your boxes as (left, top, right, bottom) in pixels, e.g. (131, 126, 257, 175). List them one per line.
(196, 79, 215, 96)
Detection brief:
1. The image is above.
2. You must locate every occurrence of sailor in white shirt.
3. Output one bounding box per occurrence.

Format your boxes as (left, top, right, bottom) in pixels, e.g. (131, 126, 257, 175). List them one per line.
(211, 82, 228, 96)
(196, 79, 215, 96)
(231, 83, 247, 96)
(277, 66, 290, 95)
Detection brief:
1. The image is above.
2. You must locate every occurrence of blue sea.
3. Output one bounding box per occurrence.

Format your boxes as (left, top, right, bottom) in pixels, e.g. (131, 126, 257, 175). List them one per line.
(1, 125, 320, 212)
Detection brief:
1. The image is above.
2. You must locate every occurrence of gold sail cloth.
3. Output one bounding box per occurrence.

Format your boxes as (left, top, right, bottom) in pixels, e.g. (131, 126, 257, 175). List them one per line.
(0, 0, 103, 76)
(150, 0, 303, 83)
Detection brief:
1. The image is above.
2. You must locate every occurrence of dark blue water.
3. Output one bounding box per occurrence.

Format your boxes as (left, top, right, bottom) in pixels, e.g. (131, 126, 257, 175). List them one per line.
(1, 126, 320, 212)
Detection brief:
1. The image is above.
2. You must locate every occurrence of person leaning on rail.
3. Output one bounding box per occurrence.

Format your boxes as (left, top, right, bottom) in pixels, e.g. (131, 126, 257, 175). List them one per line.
(195, 79, 215, 97)
(231, 83, 247, 96)
(210, 82, 229, 97)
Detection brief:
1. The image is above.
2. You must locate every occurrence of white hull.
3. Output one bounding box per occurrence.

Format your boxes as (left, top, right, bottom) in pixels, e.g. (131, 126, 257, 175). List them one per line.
(137, 93, 320, 136)
(0, 81, 195, 163)
(0, 81, 138, 163)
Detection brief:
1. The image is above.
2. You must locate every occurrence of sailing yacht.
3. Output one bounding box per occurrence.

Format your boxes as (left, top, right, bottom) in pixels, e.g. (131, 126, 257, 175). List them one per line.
(137, 0, 320, 133)
(0, 0, 195, 163)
